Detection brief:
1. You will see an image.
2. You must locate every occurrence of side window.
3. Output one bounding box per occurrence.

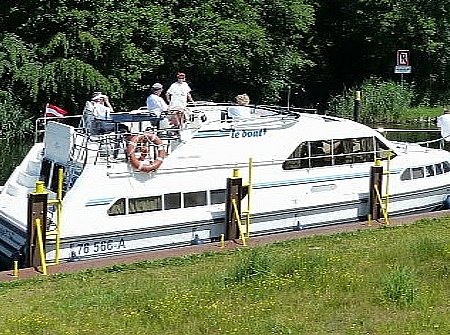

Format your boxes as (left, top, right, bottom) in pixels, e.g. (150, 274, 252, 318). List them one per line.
(435, 163, 443, 175)
(443, 161, 450, 173)
(282, 136, 382, 169)
(310, 140, 332, 167)
(355, 137, 375, 163)
(164, 192, 181, 210)
(375, 138, 395, 161)
(400, 168, 412, 181)
(184, 191, 207, 208)
(129, 196, 162, 214)
(411, 167, 424, 179)
(108, 198, 126, 216)
(210, 189, 226, 204)
(425, 165, 435, 177)
(282, 142, 308, 170)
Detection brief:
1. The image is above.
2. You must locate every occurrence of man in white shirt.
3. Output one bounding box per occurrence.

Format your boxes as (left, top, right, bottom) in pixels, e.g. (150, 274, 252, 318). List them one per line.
(165, 72, 194, 110)
(437, 108, 450, 141)
(146, 82, 168, 117)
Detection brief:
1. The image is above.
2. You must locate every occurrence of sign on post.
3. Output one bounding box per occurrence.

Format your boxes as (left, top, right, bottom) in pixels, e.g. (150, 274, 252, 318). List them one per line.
(395, 50, 411, 74)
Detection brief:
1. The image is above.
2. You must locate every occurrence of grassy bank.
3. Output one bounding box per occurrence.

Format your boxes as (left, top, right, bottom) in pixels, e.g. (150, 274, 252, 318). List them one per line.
(402, 106, 442, 122)
(0, 218, 449, 334)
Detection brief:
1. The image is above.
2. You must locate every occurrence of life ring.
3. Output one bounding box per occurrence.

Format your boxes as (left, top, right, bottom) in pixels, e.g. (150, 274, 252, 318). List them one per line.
(127, 133, 166, 172)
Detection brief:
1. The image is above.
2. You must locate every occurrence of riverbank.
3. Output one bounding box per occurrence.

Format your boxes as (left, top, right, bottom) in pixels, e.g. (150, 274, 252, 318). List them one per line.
(0, 211, 449, 335)
(2, 208, 450, 282)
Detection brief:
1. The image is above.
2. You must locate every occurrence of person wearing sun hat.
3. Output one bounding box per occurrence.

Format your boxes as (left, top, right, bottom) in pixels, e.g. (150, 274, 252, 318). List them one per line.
(91, 91, 116, 133)
(165, 72, 194, 110)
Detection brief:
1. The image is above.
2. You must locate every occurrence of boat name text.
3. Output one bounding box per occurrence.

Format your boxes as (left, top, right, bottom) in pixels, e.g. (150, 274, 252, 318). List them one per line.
(231, 128, 267, 138)
(69, 238, 126, 256)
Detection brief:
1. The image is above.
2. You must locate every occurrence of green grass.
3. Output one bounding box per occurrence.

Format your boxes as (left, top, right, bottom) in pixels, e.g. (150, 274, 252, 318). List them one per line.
(0, 219, 449, 334)
(400, 106, 442, 122)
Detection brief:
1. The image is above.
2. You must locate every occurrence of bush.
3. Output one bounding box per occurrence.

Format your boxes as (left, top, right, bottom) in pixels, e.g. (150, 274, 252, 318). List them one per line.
(328, 78, 413, 123)
(0, 91, 33, 142)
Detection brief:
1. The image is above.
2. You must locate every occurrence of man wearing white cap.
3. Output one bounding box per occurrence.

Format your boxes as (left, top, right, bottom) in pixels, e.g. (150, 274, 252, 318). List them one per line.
(146, 83, 168, 117)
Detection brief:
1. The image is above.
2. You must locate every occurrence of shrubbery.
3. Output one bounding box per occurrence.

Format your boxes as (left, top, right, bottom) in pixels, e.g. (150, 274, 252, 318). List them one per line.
(328, 78, 414, 123)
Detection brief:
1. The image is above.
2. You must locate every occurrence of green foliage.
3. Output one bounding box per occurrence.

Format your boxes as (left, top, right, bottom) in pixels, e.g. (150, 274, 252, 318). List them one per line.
(4, 1, 450, 119)
(328, 78, 413, 123)
(0, 91, 33, 141)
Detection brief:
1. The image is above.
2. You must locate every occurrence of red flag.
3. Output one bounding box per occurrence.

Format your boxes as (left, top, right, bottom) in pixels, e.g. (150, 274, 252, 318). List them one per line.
(45, 103, 69, 117)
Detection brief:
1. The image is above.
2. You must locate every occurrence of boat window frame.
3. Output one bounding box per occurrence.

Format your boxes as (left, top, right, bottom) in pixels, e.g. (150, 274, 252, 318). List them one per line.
(282, 136, 390, 170)
(164, 192, 182, 210)
(184, 190, 208, 208)
(129, 195, 162, 214)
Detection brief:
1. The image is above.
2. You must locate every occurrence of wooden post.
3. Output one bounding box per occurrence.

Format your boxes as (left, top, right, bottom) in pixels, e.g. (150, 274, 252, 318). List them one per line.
(26, 181, 48, 269)
(225, 169, 242, 240)
(369, 162, 383, 221)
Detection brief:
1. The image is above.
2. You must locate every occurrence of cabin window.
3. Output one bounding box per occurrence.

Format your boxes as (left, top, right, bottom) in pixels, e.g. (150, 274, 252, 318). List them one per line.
(108, 198, 126, 216)
(400, 169, 412, 181)
(184, 191, 207, 207)
(443, 161, 450, 173)
(129, 196, 162, 214)
(375, 138, 393, 161)
(282, 142, 308, 169)
(210, 189, 226, 204)
(435, 163, 443, 175)
(310, 140, 332, 167)
(164, 192, 181, 210)
(282, 136, 380, 170)
(425, 165, 435, 177)
(411, 167, 424, 179)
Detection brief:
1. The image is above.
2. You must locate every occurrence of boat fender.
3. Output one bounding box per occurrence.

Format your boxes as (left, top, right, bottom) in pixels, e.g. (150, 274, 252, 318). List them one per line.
(127, 133, 166, 172)
(443, 195, 450, 209)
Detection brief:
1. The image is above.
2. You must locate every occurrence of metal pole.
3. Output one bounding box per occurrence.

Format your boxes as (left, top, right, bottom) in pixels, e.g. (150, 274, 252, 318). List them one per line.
(353, 90, 361, 122)
(287, 85, 291, 111)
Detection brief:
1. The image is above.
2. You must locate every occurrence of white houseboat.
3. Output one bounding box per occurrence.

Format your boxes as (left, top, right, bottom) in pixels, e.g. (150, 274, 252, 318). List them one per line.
(1, 103, 450, 268)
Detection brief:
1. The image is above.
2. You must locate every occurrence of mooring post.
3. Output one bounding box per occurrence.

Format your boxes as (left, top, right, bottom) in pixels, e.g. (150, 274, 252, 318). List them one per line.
(354, 90, 361, 122)
(369, 160, 383, 221)
(225, 169, 243, 240)
(26, 181, 48, 269)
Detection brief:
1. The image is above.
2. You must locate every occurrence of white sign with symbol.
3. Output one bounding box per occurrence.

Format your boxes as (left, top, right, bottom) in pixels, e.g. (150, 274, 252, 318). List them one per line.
(395, 50, 411, 74)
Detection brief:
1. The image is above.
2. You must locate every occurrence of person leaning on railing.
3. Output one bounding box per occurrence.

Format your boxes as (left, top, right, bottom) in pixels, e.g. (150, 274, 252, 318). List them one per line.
(146, 82, 169, 129)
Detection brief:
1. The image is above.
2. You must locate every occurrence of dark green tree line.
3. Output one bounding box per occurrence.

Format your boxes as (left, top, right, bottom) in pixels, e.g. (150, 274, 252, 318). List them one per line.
(2, 0, 450, 137)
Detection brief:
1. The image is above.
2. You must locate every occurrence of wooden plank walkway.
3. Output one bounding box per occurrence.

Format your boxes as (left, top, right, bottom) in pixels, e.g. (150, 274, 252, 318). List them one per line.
(1, 209, 449, 282)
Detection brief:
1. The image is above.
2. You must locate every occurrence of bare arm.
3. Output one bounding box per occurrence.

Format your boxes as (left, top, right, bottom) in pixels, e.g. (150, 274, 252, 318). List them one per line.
(103, 96, 114, 113)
